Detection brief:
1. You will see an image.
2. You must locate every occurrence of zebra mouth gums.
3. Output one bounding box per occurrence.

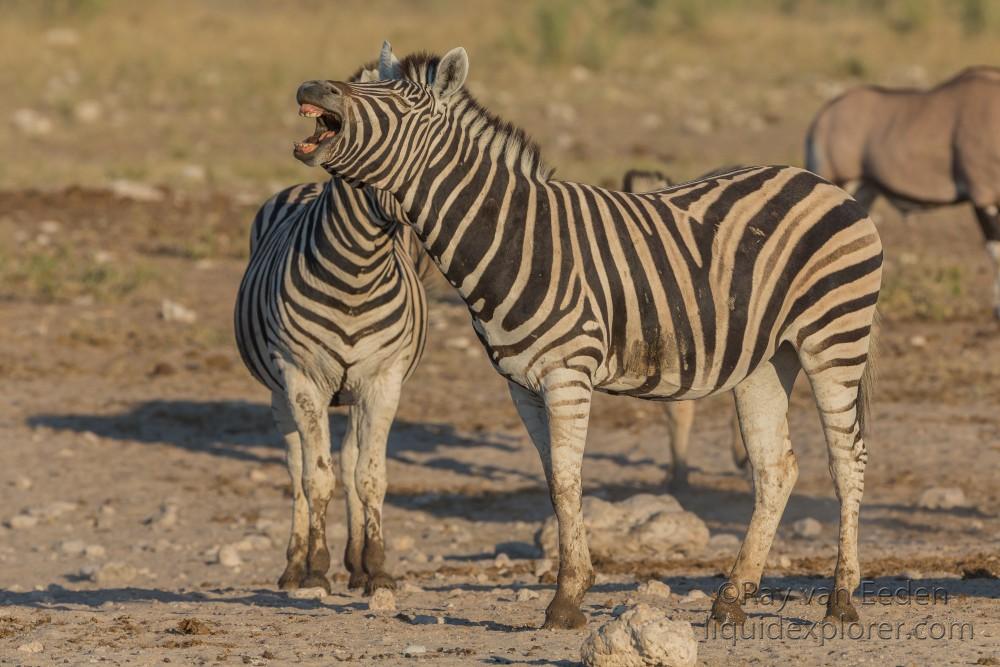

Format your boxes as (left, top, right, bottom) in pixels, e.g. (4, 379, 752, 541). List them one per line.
(294, 103, 342, 156)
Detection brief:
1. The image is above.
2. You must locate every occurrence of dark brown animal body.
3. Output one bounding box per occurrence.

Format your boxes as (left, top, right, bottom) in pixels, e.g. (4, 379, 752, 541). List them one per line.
(806, 66, 1000, 317)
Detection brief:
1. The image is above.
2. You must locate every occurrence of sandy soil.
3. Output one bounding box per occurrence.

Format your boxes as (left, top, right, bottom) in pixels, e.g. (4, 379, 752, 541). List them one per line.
(0, 191, 998, 665)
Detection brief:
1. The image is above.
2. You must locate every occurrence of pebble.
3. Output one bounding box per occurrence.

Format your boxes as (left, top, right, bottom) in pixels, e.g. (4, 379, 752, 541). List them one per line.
(515, 588, 540, 602)
(399, 581, 424, 594)
(248, 469, 270, 483)
(287, 587, 327, 600)
(918, 487, 969, 510)
(17, 641, 44, 654)
(11, 109, 53, 137)
(74, 100, 102, 124)
(217, 545, 242, 568)
(391, 535, 415, 551)
(534, 558, 553, 578)
(13, 476, 32, 490)
(636, 579, 671, 598)
(236, 535, 272, 552)
(7, 514, 38, 529)
(493, 552, 512, 568)
(85, 544, 106, 559)
(110, 179, 164, 203)
(368, 588, 396, 613)
(145, 501, 179, 528)
(59, 539, 86, 556)
(909, 335, 928, 348)
(160, 299, 197, 324)
(85, 561, 138, 585)
(403, 644, 427, 657)
(681, 590, 708, 603)
(44, 27, 79, 47)
(792, 517, 822, 539)
(707, 533, 741, 550)
(778, 555, 792, 568)
(410, 551, 428, 564)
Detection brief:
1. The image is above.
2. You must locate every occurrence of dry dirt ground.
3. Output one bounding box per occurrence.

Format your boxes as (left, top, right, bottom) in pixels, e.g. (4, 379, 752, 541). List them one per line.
(0, 190, 998, 665)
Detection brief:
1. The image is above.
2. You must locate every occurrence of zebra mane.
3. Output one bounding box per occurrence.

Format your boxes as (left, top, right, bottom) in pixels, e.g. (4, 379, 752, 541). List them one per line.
(381, 52, 553, 180)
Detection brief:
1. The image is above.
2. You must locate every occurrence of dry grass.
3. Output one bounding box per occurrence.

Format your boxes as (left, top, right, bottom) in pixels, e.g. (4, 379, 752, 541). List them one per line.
(1, 0, 998, 196)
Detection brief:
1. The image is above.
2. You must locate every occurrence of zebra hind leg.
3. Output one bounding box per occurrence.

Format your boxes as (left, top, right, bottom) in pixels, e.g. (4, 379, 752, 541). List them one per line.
(664, 401, 694, 492)
(279, 367, 336, 593)
(271, 392, 310, 590)
(709, 346, 799, 625)
(509, 376, 594, 630)
(354, 371, 405, 595)
(340, 406, 368, 590)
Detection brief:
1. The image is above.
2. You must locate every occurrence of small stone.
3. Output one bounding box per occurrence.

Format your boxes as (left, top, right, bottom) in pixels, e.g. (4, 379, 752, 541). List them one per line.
(792, 517, 822, 539)
(534, 558, 553, 578)
(11, 109, 53, 137)
(58, 539, 86, 556)
(145, 501, 179, 528)
(44, 27, 79, 47)
(74, 100, 102, 124)
(7, 514, 38, 529)
(680, 590, 708, 603)
(17, 641, 44, 654)
(237, 535, 272, 551)
(778, 555, 792, 569)
(160, 299, 197, 324)
(494, 552, 512, 568)
(918, 487, 969, 510)
(180, 164, 206, 182)
(909, 335, 928, 348)
(515, 588, 540, 602)
(707, 533, 741, 550)
(391, 535, 415, 551)
(248, 469, 270, 483)
(444, 337, 470, 350)
(217, 545, 242, 568)
(399, 581, 424, 594)
(637, 579, 671, 598)
(403, 644, 427, 657)
(368, 588, 396, 613)
(13, 475, 32, 490)
(287, 587, 326, 600)
(110, 179, 164, 202)
(410, 551, 428, 564)
(431, 554, 443, 564)
(85, 544, 106, 559)
(87, 561, 138, 585)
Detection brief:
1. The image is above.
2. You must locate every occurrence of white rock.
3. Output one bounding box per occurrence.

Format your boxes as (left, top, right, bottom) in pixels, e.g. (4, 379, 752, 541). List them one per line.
(534, 558, 553, 578)
(792, 517, 822, 539)
(180, 164, 207, 182)
(31, 501, 77, 520)
(13, 475, 33, 490)
(918, 487, 969, 510)
(494, 552, 512, 568)
(581, 603, 697, 667)
(11, 109, 53, 136)
(909, 335, 928, 348)
(707, 533, 741, 550)
(74, 100, 102, 124)
(248, 469, 270, 483)
(160, 299, 197, 324)
(444, 336, 471, 350)
(7, 514, 38, 529)
(636, 579, 671, 599)
(17, 641, 44, 654)
(680, 590, 707, 603)
(45, 27, 79, 47)
(236, 534, 272, 551)
(217, 545, 242, 568)
(287, 587, 327, 600)
(86, 561, 138, 585)
(403, 644, 427, 657)
(85, 544, 106, 559)
(515, 588, 540, 602)
(399, 581, 424, 594)
(368, 588, 396, 613)
(109, 179, 164, 203)
(145, 501, 179, 528)
(58, 539, 86, 556)
(537, 494, 708, 563)
(778, 555, 792, 569)
(391, 535, 415, 551)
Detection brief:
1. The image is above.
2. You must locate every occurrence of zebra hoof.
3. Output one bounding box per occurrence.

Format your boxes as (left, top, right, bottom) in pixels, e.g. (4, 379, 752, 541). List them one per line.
(278, 564, 306, 590)
(709, 597, 746, 625)
(542, 596, 587, 630)
(364, 572, 396, 595)
(347, 571, 368, 590)
(300, 574, 331, 594)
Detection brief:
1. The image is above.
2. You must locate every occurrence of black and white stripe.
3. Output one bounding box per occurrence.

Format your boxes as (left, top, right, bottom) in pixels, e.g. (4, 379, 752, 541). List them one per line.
(235, 62, 436, 596)
(298, 44, 883, 628)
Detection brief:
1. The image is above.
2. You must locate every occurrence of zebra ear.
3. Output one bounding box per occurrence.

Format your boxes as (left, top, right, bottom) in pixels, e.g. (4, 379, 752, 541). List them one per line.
(359, 67, 379, 83)
(432, 47, 468, 100)
(378, 40, 401, 80)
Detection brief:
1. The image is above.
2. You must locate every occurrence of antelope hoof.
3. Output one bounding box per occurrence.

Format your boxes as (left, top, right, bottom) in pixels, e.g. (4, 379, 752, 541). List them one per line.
(301, 574, 332, 594)
(825, 591, 859, 623)
(364, 572, 396, 595)
(542, 597, 587, 630)
(709, 597, 747, 625)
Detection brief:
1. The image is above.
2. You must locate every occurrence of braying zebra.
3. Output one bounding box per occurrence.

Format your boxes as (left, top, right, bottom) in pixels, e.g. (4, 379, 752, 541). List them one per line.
(293, 43, 883, 629)
(806, 66, 1000, 318)
(235, 62, 433, 596)
(622, 169, 748, 489)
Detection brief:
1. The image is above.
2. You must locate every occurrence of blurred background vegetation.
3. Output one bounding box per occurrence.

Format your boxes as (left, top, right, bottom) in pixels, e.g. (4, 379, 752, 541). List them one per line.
(1, 0, 998, 197)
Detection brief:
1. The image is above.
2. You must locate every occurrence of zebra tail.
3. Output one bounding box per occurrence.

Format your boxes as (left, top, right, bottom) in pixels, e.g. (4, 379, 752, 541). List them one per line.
(857, 308, 879, 438)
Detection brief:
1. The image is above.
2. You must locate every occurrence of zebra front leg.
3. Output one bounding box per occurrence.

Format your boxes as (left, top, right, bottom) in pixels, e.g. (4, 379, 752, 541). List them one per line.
(340, 406, 368, 590)
(710, 349, 799, 625)
(509, 377, 594, 630)
(664, 401, 694, 491)
(973, 204, 1000, 319)
(271, 392, 309, 590)
(281, 371, 336, 593)
(354, 372, 404, 595)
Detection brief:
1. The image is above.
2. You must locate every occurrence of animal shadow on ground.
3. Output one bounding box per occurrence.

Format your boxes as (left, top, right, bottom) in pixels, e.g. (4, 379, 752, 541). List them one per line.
(26, 399, 533, 480)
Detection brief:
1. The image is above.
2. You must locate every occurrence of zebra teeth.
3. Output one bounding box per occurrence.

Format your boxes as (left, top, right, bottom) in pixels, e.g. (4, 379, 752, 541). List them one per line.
(299, 103, 324, 118)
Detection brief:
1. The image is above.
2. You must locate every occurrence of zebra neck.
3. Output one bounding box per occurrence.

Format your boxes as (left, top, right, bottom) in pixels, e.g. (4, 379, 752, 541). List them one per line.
(303, 178, 398, 273)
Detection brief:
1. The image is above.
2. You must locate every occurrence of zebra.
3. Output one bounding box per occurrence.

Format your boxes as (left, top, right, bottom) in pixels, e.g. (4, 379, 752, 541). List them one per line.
(621, 169, 748, 490)
(293, 43, 883, 629)
(234, 62, 434, 595)
(806, 66, 1000, 318)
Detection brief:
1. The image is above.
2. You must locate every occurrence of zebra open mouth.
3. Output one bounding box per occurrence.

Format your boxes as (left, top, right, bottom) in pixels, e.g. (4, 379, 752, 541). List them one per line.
(294, 103, 343, 156)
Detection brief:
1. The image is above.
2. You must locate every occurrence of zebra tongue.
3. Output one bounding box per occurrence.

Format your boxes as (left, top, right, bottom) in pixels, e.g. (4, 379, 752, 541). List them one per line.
(318, 130, 337, 141)
(295, 141, 318, 154)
